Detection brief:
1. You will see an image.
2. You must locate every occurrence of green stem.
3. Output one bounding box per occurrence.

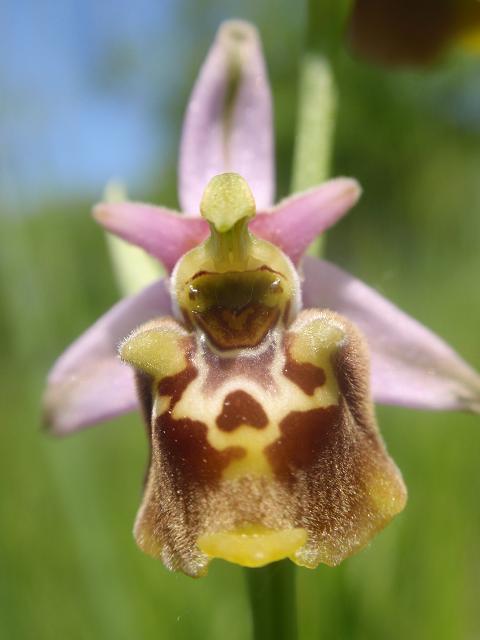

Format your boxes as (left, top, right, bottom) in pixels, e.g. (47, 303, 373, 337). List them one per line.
(291, 0, 352, 254)
(290, 53, 337, 193)
(304, 0, 353, 59)
(290, 53, 337, 261)
(291, 0, 353, 191)
(246, 562, 297, 640)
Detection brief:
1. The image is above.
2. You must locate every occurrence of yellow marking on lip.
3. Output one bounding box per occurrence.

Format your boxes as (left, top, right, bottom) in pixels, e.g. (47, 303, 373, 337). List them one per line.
(197, 524, 308, 567)
(213, 425, 277, 478)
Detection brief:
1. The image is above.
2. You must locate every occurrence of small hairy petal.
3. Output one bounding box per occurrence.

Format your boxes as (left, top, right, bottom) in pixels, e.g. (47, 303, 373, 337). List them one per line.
(179, 20, 274, 214)
(302, 257, 480, 413)
(250, 178, 361, 264)
(43, 279, 172, 435)
(93, 202, 209, 273)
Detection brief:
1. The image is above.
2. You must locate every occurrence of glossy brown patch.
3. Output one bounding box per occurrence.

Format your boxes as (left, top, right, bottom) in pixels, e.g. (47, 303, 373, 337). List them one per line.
(283, 349, 326, 395)
(266, 405, 341, 482)
(216, 390, 268, 432)
(155, 360, 244, 486)
(183, 267, 288, 350)
(194, 304, 280, 350)
(191, 265, 284, 281)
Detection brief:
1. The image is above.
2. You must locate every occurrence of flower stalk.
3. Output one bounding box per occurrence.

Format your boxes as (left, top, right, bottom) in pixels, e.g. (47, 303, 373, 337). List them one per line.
(246, 562, 297, 640)
(292, 0, 352, 255)
(291, 53, 336, 193)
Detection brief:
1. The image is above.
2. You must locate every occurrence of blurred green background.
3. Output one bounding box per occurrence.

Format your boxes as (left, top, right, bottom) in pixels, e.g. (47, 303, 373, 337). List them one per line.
(1, 1, 479, 639)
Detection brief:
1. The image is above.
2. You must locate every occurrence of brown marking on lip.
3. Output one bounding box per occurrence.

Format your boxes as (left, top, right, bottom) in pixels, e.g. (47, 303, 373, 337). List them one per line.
(134, 371, 155, 488)
(216, 390, 268, 432)
(155, 358, 244, 486)
(157, 360, 198, 404)
(282, 354, 326, 396)
(157, 414, 245, 486)
(265, 404, 341, 482)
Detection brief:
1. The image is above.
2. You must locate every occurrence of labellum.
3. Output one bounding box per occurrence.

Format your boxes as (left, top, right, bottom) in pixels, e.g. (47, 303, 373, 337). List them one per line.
(121, 173, 406, 576)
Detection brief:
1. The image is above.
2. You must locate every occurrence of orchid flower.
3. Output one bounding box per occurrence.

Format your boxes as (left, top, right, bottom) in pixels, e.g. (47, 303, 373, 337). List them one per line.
(43, 20, 480, 577)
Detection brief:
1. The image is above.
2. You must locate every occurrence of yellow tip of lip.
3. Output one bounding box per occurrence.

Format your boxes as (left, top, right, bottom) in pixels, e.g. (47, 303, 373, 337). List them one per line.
(197, 525, 307, 568)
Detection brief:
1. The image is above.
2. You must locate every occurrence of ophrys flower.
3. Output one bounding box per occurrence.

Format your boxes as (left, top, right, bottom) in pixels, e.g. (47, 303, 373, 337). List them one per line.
(43, 20, 480, 576)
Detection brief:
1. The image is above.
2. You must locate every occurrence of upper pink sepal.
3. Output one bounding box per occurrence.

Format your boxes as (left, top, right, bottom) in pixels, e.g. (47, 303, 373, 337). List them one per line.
(93, 202, 209, 272)
(93, 179, 360, 272)
(178, 20, 274, 214)
(302, 256, 480, 413)
(43, 279, 172, 435)
(251, 178, 361, 264)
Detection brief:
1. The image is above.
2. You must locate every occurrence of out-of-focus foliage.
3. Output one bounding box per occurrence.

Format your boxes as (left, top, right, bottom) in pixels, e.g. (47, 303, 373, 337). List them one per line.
(1, 1, 479, 638)
(349, 0, 480, 66)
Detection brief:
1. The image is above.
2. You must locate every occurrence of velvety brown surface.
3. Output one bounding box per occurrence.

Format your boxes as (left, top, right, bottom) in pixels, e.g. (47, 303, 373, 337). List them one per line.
(266, 404, 341, 481)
